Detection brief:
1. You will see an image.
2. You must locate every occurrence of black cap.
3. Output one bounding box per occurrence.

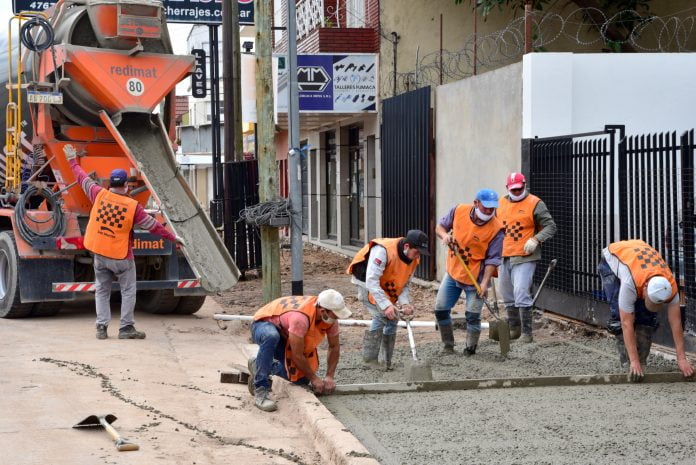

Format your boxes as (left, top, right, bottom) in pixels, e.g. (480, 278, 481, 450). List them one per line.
(405, 229, 430, 256)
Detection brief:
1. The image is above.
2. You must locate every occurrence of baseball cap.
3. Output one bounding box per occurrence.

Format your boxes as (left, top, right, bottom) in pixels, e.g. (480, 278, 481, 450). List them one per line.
(405, 229, 430, 256)
(110, 169, 128, 187)
(317, 289, 351, 319)
(476, 188, 499, 208)
(506, 172, 526, 190)
(645, 276, 672, 312)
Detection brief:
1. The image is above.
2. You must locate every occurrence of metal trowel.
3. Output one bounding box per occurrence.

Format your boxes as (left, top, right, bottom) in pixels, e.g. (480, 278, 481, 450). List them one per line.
(399, 311, 434, 382)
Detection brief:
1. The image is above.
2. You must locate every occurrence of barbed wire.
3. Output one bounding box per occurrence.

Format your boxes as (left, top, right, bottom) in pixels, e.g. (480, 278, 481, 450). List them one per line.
(238, 199, 292, 226)
(385, 7, 696, 96)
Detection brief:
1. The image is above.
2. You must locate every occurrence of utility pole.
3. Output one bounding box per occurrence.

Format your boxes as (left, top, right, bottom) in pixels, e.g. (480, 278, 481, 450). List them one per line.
(222, 0, 244, 256)
(524, 0, 533, 54)
(287, 0, 303, 295)
(255, 0, 281, 301)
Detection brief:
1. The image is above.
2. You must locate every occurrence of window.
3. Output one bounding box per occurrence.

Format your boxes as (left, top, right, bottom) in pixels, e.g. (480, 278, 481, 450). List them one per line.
(346, 0, 365, 28)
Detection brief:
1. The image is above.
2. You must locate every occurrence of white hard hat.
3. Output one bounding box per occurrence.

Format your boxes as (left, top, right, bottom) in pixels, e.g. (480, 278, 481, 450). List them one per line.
(645, 276, 672, 311)
(317, 289, 351, 319)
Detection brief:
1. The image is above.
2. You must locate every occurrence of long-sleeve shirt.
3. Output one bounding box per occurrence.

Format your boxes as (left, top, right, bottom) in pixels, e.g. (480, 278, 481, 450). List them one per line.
(504, 194, 556, 265)
(70, 160, 177, 259)
(438, 206, 505, 287)
(351, 244, 412, 311)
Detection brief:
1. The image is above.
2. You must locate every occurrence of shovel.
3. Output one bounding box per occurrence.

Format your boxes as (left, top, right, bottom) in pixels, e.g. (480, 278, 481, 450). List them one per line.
(398, 310, 434, 382)
(448, 242, 510, 356)
(73, 414, 139, 452)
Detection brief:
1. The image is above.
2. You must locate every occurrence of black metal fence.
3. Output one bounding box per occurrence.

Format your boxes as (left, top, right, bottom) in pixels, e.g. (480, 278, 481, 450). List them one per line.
(224, 160, 262, 273)
(380, 86, 435, 280)
(528, 126, 696, 342)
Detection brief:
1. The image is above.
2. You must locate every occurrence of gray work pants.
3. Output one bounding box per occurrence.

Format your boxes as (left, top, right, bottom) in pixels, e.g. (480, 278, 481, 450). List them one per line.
(94, 254, 137, 328)
(498, 258, 537, 308)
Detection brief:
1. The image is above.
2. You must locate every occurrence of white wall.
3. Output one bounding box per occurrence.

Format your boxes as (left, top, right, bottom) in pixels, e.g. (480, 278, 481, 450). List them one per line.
(523, 53, 696, 138)
(435, 62, 523, 278)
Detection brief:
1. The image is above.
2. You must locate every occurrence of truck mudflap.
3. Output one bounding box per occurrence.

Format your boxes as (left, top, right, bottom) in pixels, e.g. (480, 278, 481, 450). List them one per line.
(52, 279, 205, 295)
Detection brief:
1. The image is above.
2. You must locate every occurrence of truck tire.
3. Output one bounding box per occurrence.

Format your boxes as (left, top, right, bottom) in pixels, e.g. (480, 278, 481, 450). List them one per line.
(0, 232, 33, 318)
(31, 301, 63, 317)
(174, 295, 206, 315)
(135, 289, 180, 314)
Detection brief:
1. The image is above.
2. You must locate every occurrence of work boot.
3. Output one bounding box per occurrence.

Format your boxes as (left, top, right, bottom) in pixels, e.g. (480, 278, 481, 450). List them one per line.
(247, 357, 257, 396)
(378, 333, 396, 370)
(519, 307, 533, 343)
(96, 324, 108, 340)
(118, 325, 146, 339)
(506, 306, 521, 340)
(464, 330, 480, 356)
(438, 324, 455, 353)
(615, 335, 628, 369)
(362, 329, 382, 366)
(635, 325, 655, 366)
(254, 386, 277, 412)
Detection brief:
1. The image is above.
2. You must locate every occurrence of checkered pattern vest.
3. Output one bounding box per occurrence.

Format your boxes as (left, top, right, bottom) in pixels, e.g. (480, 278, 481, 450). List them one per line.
(608, 240, 678, 300)
(84, 189, 138, 259)
(498, 194, 540, 257)
(253, 296, 330, 382)
(347, 238, 419, 305)
(447, 204, 503, 285)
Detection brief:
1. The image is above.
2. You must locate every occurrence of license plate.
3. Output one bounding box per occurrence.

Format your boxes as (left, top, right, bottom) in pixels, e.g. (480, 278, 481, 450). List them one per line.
(27, 91, 63, 104)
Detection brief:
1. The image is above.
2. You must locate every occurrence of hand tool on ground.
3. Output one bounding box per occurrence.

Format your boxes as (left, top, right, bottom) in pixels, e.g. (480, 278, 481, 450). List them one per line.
(448, 242, 510, 356)
(73, 414, 139, 452)
(532, 259, 558, 310)
(397, 309, 433, 381)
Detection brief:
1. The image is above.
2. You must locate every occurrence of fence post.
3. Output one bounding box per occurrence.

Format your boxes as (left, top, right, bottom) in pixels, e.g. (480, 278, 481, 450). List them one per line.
(680, 130, 695, 322)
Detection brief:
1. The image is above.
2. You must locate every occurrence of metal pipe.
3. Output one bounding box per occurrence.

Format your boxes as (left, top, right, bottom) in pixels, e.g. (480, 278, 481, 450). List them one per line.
(213, 313, 489, 329)
(287, 0, 303, 295)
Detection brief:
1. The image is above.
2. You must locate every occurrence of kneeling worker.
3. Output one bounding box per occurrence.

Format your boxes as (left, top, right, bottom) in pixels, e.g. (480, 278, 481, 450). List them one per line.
(248, 290, 351, 412)
(597, 239, 693, 381)
(347, 230, 429, 368)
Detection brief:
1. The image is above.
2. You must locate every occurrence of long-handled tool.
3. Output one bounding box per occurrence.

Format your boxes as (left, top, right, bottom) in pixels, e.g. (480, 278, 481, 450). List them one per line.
(398, 309, 434, 381)
(73, 414, 139, 452)
(530, 259, 558, 324)
(448, 242, 510, 356)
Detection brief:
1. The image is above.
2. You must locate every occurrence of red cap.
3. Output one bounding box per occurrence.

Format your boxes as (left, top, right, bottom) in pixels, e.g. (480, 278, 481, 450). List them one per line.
(506, 172, 526, 189)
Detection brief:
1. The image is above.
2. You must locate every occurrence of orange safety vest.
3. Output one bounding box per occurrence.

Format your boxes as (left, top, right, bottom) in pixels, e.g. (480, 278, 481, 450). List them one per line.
(253, 296, 333, 382)
(84, 189, 138, 259)
(498, 194, 541, 257)
(607, 240, 678, 301)
(446, 204, 503, 285)
(346, 238, 419, 305)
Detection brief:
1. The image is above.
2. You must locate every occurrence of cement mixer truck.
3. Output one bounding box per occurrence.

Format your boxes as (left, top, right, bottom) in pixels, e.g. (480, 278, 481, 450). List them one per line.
(0, 0, 239, 318)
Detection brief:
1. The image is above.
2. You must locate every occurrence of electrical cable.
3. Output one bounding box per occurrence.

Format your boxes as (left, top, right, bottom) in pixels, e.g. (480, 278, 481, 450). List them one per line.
(238, 199, 292, 227)
(14, 185, 66, 244)
(20, 16, 54, 52)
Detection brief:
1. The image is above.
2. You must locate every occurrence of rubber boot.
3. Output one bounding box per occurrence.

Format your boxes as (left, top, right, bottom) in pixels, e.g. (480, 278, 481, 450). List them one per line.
(506, 306, 521, 340)
(464, 330, 480, 356)
(519, 307, 533, 343)
(615, 336, 628, 369)
(378, 333, 396, 370)
(362, 329, 383, 366)
(635, 325, 655, 366)
(439, 324, 455, 353)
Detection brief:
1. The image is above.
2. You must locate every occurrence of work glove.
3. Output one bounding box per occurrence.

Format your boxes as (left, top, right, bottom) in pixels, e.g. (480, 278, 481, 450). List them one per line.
(628, 360, 644, 383)
(400, 303, 415, 317)
(63, 144, 77, 161)
(523, 237, 539, 255)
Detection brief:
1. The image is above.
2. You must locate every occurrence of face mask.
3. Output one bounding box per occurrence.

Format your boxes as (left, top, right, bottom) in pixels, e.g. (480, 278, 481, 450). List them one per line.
(321, 312, 336, 325)
(475, 207, 494, 222)
(508, 189, 527, 201)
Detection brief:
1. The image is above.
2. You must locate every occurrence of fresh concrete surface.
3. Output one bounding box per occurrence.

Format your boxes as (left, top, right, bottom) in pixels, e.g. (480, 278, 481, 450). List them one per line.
(323, 383, 696, 465)
(0, 299, 324, 465)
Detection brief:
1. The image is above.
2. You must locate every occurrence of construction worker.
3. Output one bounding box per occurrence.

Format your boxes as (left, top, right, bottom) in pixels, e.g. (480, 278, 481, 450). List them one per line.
(598, 239, 694, 381)
(347, 230, 429, 369)
(497, 172, 556, 343)
(64, 144, 182, 340)
(247, 289, 351, 412)
(435, 189, 504, 354)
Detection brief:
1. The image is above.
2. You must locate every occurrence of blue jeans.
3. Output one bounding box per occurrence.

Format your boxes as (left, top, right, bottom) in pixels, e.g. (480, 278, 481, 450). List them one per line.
(434, 273, 484, 332)
(358, 286, 399, 336)
(596, 258, 657, 331)
(250, 321, 288, 389)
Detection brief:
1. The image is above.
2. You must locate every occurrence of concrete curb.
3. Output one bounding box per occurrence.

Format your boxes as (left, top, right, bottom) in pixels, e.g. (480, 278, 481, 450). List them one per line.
(273, 377, 380, 465)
